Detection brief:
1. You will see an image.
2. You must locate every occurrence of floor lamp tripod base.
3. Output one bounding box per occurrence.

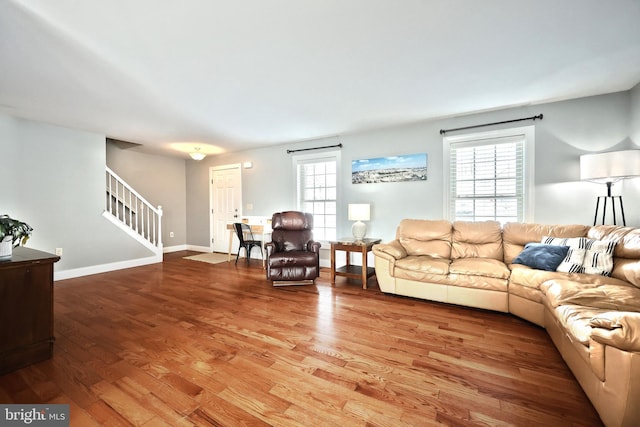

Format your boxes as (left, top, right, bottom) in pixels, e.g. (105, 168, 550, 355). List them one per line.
(593, 195, 626, 226)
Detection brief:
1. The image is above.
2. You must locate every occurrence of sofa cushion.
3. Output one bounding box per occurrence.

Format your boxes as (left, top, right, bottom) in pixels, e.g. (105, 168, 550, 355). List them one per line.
(588, 226, 640, 287)
(590, 311, 640, 352)
(449, 257, 510, 280)
(397, 219, 452, 258)
(588, 225, 636, 258)
(509, 266, 629, 292)
(395, 255, 450, 275)
(552, 304, 611, 345)
(582, 239, 616, 276)
(394, 255, 450, 284)
(513, 243, 569, 272)
(451, 220, 503, 260)
(509, 282, 545, 303)
(612, 258, 640, 289)
(541, 280, 640, 312)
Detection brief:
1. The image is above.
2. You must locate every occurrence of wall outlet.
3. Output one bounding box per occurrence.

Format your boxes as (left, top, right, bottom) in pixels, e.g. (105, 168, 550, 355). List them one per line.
(246, 203, 253, 210)
(169, 231, 174, 238)
(55, 248, 63, 256)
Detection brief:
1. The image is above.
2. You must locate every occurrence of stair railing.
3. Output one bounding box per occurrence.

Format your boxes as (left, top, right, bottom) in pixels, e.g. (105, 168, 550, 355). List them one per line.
(105, 167, 163, 253)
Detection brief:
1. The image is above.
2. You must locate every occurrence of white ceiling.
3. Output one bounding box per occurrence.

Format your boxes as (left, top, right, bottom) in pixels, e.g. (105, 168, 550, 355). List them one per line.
(1, 0, 640, 159)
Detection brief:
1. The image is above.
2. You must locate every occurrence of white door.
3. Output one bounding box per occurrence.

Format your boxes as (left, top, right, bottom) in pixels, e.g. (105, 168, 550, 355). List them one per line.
(210, 164, 242, 253)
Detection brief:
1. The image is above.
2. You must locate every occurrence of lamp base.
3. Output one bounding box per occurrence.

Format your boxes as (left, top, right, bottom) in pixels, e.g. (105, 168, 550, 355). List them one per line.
(352, 221, 367, 240)
(593, 195, 626, 226)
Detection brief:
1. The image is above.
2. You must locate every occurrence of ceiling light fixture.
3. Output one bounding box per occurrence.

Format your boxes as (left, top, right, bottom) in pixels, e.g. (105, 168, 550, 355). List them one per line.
(189, 147, 206, 161)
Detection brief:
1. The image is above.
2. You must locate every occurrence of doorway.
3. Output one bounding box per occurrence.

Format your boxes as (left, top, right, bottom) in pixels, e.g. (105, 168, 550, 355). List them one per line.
(210, 164, 242, 253)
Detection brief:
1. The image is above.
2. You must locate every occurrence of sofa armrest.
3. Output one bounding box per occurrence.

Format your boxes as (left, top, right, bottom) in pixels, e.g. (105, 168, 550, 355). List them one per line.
(372, 240, 407, 260)
(590, 311, 640, 352)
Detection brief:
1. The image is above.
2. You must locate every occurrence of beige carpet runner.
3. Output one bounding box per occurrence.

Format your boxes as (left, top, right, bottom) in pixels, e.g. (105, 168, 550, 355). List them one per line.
(183, 252, 230, 264)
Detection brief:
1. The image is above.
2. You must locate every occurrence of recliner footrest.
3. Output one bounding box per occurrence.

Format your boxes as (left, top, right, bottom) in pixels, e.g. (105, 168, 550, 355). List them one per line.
(272, 280, 314, 286)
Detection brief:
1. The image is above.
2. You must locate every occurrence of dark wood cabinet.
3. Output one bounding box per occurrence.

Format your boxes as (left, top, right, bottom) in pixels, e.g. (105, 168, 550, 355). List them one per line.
(0, 247, 60, 375)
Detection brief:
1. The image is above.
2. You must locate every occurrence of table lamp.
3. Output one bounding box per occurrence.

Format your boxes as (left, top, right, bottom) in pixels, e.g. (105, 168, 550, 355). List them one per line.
(348, 204, 370, 240)
(580, 149, 640, 226)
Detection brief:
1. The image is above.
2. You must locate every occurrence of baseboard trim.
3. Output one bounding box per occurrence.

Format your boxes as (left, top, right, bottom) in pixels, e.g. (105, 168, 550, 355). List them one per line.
(163, 244, 188, 253)
(185, 245, 210, 253)
(54, 255, 161, 281)
(163, 244, 211, 253)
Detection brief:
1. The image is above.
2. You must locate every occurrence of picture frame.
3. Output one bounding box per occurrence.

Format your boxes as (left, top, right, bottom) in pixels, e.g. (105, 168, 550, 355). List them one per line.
(352, 153, 427, 184)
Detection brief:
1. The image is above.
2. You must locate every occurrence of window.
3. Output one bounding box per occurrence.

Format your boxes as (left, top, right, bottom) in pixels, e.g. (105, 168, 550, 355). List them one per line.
(443, 126, 534, 223)
(293, 152, 339, 241)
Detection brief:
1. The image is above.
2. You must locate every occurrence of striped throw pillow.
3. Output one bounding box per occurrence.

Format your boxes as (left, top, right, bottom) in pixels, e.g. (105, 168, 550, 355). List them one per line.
(541, 236, 587, 273)
(582, 239, 616, 276)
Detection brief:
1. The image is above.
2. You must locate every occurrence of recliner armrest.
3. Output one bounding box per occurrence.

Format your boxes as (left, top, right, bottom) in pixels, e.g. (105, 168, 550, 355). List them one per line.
(265, 241, 277, 257)
(308, 241, 321, 253)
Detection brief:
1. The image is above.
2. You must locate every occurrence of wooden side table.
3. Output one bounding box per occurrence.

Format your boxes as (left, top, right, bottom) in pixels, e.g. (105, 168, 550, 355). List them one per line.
(330, 238, 381, 289)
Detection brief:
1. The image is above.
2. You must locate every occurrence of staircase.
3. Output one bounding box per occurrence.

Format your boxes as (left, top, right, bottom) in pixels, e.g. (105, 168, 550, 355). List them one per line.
(104, 167, 163, 259)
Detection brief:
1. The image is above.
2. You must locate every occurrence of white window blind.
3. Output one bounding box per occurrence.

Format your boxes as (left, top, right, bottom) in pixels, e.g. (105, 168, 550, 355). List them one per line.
(448, 134, 527, 223)
(296, 156, 337, 241)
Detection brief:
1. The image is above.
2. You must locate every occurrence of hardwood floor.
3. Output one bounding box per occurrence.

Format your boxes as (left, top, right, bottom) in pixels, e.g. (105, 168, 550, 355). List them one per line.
(0, 251, 603, 426)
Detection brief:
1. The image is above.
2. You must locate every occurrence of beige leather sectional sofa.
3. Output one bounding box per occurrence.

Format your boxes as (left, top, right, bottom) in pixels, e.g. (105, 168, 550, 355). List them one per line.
(373, 219, 640, 427)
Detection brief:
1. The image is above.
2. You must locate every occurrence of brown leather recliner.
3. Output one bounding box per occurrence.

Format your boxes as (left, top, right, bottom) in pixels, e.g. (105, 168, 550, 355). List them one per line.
(265, 211, 321, 285)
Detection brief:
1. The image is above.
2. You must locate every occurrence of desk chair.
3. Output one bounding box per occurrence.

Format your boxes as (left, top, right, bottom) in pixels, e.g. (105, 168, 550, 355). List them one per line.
(234, 223, 263, 264)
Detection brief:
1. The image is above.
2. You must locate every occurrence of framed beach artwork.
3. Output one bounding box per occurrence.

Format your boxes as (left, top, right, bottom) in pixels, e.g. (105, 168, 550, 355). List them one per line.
(352, 153, 428, 184)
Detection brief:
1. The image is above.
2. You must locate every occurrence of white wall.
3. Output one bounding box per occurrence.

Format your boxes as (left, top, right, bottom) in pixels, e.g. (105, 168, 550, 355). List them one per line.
(627, 82, 640, 225)
(0, 113, 154, 278)
(0, 115, 18, 207)
(631, 82, 640, 144)
(186, 90, 640, 248)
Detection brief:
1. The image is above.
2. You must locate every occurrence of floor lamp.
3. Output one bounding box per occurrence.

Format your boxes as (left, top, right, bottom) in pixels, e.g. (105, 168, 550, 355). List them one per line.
(580, 150, 640, 226)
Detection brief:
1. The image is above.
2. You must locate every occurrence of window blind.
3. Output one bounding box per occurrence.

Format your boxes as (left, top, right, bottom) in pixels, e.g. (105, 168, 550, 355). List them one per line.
(296, 157, 337, 241)
(449, 135, 525, 223)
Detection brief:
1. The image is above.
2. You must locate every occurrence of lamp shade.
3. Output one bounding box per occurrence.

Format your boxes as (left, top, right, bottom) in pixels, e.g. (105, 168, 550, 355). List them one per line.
(580, 150, 640, 183)
(348, 204, 370, 221)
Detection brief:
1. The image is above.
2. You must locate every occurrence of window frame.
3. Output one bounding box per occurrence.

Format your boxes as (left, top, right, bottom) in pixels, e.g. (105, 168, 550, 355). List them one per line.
(443, 125, 535, 223)
(291, 150, 341, 243)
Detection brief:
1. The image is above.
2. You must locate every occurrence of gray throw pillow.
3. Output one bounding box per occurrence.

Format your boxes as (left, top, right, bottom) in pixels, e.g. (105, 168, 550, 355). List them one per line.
(513, 243, 570, 272)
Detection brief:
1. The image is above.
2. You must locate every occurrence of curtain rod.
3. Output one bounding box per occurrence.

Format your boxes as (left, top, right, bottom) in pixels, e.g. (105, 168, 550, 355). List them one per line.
(439, 114, 543, 135)
(287, 143, 342, 154)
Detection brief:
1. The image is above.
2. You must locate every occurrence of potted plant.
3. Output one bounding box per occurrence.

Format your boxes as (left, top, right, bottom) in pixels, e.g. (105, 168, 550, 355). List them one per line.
(0, 214, 33, 259)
